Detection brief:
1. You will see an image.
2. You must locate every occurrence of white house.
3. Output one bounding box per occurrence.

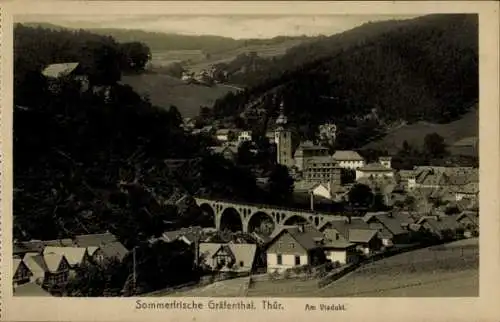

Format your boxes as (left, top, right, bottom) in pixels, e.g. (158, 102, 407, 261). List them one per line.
(356, 163, 395, 181)
(237, 131, 252, 144)
(215, 129, 231, 142)
(266, 225, 325, 273)
(332, 150, 365, 170)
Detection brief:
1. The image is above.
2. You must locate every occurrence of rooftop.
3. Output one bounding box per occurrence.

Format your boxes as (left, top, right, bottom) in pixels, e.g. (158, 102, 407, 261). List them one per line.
(42, 62, 80, 78)
(332, 150, 365, 161)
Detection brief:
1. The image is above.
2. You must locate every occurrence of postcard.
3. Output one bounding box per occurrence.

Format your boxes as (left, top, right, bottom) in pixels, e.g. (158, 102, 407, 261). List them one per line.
(1, 1, 499, 321)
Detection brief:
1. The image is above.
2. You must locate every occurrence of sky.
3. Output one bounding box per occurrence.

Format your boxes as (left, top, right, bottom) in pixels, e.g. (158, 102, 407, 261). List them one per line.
(16, 14, 417, 39)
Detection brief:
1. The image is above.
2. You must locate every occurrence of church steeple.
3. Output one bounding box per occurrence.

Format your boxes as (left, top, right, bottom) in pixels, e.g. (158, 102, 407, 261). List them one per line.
(276, 100, 288, 127)
(274, 99, 293, 168)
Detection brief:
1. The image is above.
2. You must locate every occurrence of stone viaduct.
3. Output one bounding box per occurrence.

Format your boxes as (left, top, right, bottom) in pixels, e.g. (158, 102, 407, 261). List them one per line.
(194, 197, 348, 235)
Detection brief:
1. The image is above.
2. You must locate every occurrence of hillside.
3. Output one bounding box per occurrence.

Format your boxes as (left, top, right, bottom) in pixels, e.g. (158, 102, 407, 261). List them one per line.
(23, 23, 312, 55)
(211, 14, 478, 149)
(362, 107, 479, 155)
(120, 74, 241, 117)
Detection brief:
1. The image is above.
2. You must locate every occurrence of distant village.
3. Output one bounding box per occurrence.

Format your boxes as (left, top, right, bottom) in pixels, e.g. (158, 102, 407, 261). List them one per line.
(13, 62, 479, 297)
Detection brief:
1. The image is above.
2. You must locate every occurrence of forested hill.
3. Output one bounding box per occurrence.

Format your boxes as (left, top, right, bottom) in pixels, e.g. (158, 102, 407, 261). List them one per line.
(13, 25, 267, 245)
(212, 14, 478, 145)
(21, 22, 312, 54)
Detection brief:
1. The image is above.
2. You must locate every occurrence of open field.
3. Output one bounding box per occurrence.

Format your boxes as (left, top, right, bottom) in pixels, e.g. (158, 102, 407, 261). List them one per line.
(246, 238, 478, 297)
(120, 74, 240, 117)
(150, 39, 307, 72)
(363, 108, 478, 155)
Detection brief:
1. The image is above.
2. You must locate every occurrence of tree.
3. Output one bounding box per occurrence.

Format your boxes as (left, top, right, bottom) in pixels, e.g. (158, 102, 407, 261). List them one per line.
(267, 165, 294, 204)
(65, 258, 127, 297)
(424, 132, 447, 158)
(236, 141, 254, 166)
(120, 42, 152, 73)
(347, 184, 374, 209)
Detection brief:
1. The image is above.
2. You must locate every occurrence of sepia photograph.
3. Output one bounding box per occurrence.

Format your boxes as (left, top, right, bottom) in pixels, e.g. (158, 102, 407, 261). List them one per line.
(9, 8, 482, 300)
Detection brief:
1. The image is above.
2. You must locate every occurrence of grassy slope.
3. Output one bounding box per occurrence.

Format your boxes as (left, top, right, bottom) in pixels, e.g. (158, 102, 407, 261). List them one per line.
(120, 74, 240, 118)
(317, 238, 478, 297)
(246, 238, 478, 297)
(362, 107, 478, 155)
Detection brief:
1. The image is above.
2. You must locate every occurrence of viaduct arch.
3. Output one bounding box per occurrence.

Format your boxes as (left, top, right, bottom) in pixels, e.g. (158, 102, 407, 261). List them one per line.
(194, 197, 348, 236)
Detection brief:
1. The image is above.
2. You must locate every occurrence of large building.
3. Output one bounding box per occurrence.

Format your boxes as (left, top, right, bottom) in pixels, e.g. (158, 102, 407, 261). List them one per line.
(293, 141, 330, 171)
(275, 101, 294, 168)
(302, 156, 342, 183)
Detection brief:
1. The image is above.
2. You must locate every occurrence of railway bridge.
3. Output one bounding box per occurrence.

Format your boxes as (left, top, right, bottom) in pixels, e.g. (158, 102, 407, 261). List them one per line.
(194, 197, 348, 235)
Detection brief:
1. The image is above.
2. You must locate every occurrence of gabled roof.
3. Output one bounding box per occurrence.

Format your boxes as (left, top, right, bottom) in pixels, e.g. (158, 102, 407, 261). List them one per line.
(363, 212, 414, 236)
(99, 241, 129, 261)
(271, 225, 325, 251)
(323, 239, 355, 249)
(199, 243, 257, 269)
(215, 129, 231, 135)
(42, 62, 80, 78)
(13, 258, 24, 274)
(304, 155, 337, 164)
(24, 253, 66, 274)
(456, 211, 479, 226)
(43, 246, 87, 267)
(73, 232, 118, 247)
(332, 150, 364, 161)
(297, 141, 329, 151)
(417, 215, 462, 233)
(347, 229, 379, 243)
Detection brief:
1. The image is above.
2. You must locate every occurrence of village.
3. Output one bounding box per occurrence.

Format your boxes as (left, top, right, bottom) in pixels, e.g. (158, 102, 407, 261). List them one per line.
(12, 77, 479, 296)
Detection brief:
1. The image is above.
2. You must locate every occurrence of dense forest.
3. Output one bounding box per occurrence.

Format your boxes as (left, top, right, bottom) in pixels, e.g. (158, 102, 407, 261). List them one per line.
(13, 25, 285, 245)
(210, 14, 478, 148)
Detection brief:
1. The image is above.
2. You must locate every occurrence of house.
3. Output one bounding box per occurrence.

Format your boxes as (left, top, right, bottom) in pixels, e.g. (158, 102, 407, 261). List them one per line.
(355, 163, 394, 181)
(198, 243, 257, 273)
(323, 218, 382, 255)
(322, 239, 358, 265)
(265, 225, 327, 273)
(23, 253, 70, 287)
(332, 150, 365, 170)
(42, 62, 89, 93)
(455, 211, 479, 237)
(237, 130, 253, 144)
(416, 215, 463, 241)
(378, 156, 392, 169)
(13, 258, 33, 287)
(215, 129, 232, 142)
(363, 211, 415, 246)
(397, 170, 417, 190)
(43, 246, 90, 269)
(454, 182, 479, 201)
(209, 144, 238, 161)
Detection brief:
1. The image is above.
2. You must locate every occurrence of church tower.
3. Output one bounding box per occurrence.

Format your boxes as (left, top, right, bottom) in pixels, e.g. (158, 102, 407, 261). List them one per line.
(275, 100, 293, 167)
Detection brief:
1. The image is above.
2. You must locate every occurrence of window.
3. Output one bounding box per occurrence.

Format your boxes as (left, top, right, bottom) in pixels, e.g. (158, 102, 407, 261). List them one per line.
(290, 243, 295, 248)
(277, 254, 283, 265)
(295, 256, 301, 265)
(239, 261, 244, 267)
